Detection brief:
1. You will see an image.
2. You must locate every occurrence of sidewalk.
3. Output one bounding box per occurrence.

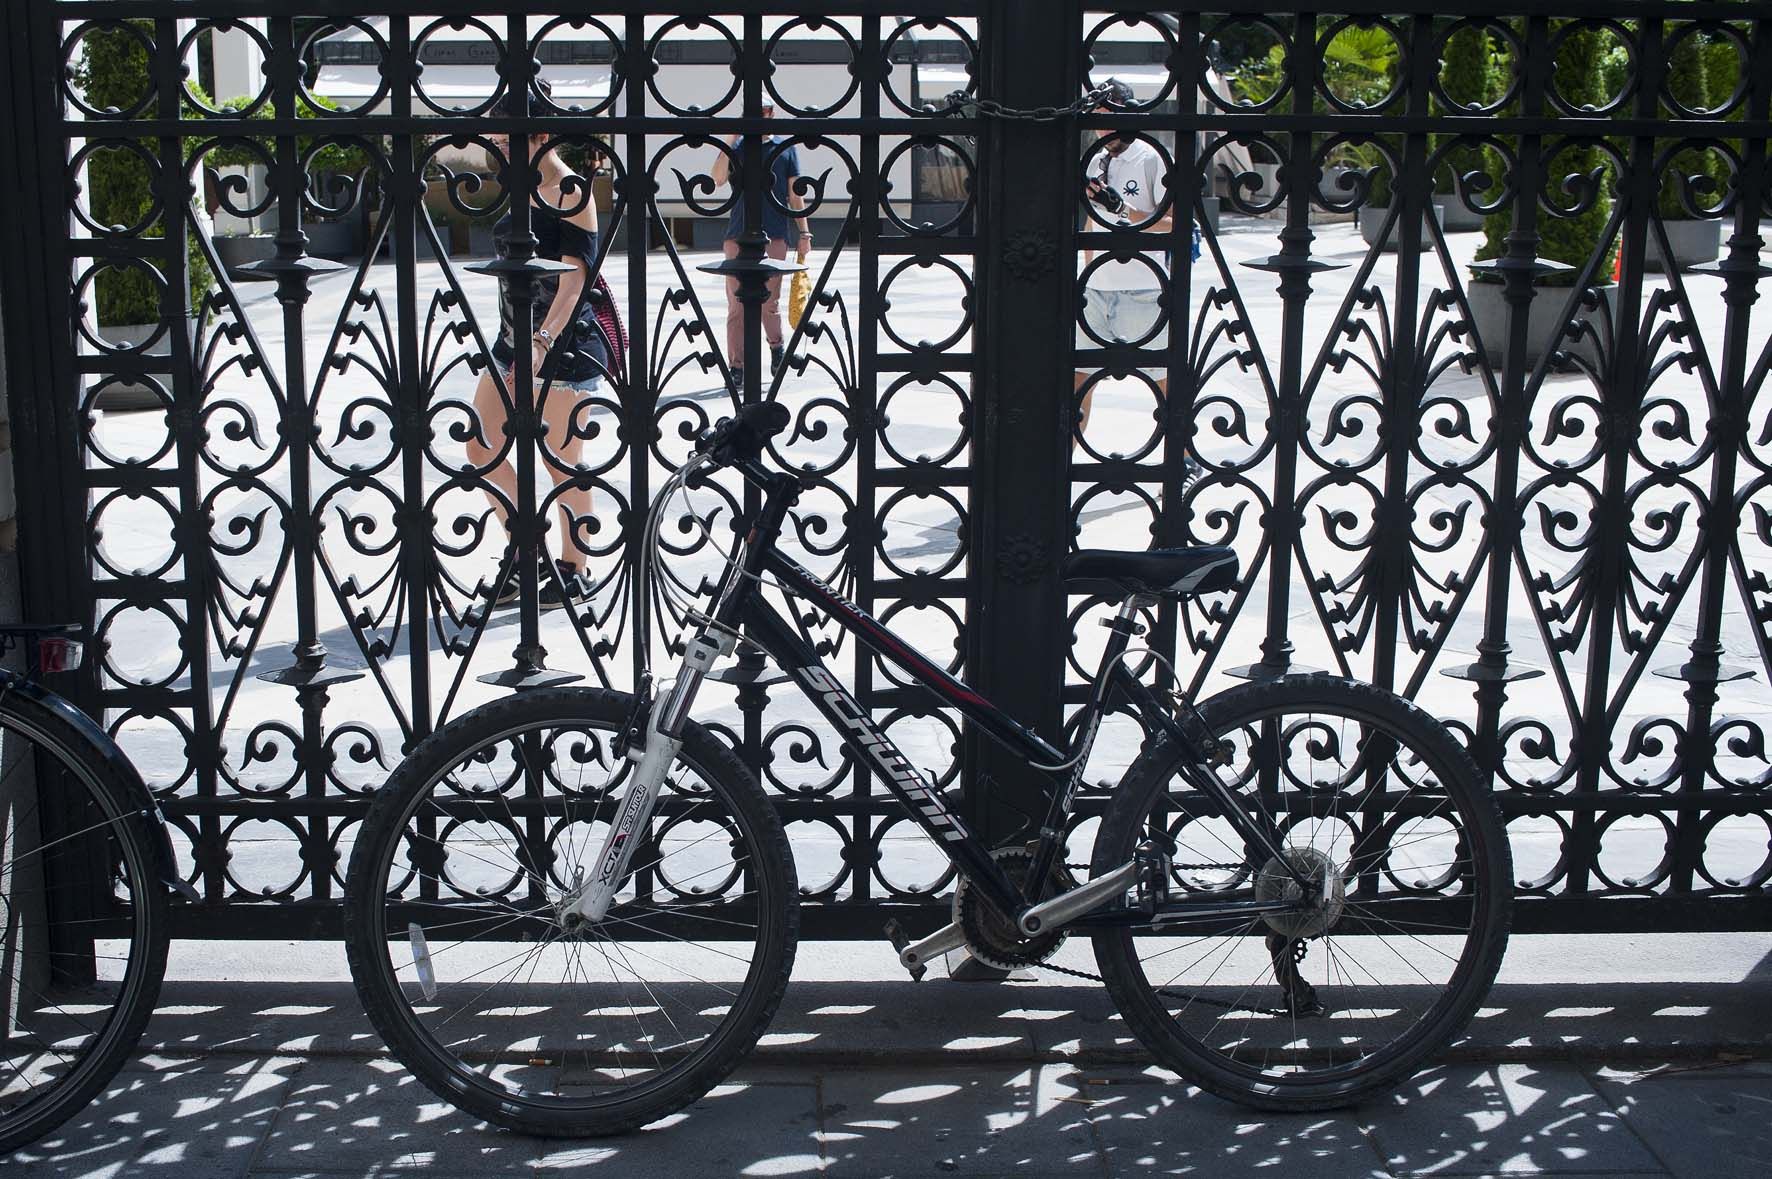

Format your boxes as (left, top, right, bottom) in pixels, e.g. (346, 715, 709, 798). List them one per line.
(10, 933, 1772, 1177)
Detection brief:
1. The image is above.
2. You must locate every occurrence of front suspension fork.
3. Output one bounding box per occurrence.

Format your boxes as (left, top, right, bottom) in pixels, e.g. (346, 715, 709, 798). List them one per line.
(569, 626, 734, 922)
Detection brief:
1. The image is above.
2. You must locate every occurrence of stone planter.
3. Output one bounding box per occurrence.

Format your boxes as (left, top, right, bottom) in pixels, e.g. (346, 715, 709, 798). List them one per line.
(302, 218, 357, 259)
(1643, 218, 1722, 271)
(214, 232, 276, 272)
(1317, 166, 1358, 205)
(1358, 200, 1447, 251)
(1464, 278, 1614, 371)
(87, 314, 199, 412)
(1438, 195, 1486, 233)
(1199, 194, 1220, 232)
(468, 220, 499, 257)
(1250, 162, 1280, 201)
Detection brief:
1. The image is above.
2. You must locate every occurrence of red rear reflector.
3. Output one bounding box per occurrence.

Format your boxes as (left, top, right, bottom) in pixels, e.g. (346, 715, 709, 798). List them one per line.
(38, 638, 84, 674)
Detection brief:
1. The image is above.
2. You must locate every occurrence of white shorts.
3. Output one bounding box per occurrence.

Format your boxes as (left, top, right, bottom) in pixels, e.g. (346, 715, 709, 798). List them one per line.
(1081, 287, 1166, 378)
(1083, 287, 1163, 345)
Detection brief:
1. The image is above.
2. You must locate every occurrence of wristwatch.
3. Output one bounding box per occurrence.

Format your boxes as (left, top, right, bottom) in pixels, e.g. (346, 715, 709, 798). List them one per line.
(532, 327, 554, 350)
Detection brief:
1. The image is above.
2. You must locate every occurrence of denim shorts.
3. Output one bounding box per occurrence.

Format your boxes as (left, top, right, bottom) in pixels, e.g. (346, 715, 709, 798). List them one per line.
(490, 340, 604, 392)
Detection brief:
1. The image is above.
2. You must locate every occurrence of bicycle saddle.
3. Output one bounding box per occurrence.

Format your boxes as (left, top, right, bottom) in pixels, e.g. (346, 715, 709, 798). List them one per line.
(1062, 546, 1239, 599)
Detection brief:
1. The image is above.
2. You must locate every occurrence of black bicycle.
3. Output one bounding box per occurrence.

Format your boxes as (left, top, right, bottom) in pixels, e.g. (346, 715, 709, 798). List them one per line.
(1, 625, 181, 1153)
(344, 402, 1512, 1136)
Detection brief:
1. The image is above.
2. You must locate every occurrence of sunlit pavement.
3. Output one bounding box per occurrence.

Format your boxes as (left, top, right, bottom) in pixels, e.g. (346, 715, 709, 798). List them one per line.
(8, 932, 1772, 1176)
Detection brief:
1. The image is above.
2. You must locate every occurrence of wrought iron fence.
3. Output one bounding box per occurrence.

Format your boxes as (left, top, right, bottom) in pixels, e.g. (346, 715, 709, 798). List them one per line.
(1, 2, 1770, 942)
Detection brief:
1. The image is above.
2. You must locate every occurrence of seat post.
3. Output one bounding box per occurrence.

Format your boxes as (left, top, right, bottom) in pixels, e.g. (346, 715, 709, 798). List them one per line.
(1091, 593, 1158, 687)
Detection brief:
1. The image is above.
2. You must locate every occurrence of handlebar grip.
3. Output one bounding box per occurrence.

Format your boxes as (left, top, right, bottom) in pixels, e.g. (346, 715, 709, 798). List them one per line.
(697, 400, 791, 464)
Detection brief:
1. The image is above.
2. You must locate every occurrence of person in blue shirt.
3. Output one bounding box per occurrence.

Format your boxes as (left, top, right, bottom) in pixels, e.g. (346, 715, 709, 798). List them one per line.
(710, 102, 812, 392)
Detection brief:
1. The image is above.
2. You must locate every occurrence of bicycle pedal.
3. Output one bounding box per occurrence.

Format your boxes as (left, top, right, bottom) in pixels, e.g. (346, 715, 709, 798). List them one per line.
(882, 919, 927, 982)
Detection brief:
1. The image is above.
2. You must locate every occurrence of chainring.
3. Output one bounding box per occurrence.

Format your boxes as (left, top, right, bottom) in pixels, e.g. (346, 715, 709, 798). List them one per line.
(954, 847, 1075, 971)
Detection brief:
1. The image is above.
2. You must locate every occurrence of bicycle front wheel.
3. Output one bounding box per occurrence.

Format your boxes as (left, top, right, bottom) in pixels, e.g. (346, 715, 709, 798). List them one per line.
(0, 681, 169, 1154)
(343, 687, 797, 1137)
(1092, 674, 1511, 1111)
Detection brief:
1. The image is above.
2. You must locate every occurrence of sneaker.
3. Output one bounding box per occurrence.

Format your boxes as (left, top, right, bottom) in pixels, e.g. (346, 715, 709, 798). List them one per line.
(770, 344, 786, 377)
(487, 554, 533, 607)
(1181, 454, 1206, 494)
(727, 365, 745, 394)
(1158, 458, 1207, 515)
(487, 554, 562, 609)
(538, 559, 592, 612)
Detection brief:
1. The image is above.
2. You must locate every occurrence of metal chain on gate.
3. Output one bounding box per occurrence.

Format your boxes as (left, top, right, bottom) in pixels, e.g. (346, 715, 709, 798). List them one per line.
(923, 82, 1116, 122)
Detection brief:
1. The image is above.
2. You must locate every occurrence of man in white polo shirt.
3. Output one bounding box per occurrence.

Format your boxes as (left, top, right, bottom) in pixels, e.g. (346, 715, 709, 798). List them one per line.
(1075, 78, 1200, 491)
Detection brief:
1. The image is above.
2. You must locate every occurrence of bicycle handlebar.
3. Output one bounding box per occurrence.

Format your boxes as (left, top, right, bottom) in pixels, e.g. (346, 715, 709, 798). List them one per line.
(694, 401, 790, 468)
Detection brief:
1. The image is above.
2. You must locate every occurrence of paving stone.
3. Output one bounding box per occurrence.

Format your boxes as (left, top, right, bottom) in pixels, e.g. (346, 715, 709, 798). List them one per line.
(1592, 1066, 1772, 1179)
(1073, 1066, 1391, 1178)
(255, 1057, 540, 1174)
(761, 978, 1042, 1064)
(816, 1064, 1101, 1177)
(529, 1075, 820, 1176)
(1363, 1063, 1666, 1175)
(5, 1055, 302, 1179)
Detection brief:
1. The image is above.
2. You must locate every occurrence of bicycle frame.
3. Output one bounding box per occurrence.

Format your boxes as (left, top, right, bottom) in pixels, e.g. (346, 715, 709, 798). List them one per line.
(573, 457, 1303, 933)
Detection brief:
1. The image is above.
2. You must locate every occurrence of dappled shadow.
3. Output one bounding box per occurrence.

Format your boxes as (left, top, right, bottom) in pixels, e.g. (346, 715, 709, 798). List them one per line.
(6, 966, 1771, 1174)
(114, 970, 1772, 1067)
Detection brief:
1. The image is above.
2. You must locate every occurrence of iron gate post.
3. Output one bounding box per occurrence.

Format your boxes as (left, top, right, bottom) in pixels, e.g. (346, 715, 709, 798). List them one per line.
(0, 0, 106, 980)
(964, 1, 1083, 845)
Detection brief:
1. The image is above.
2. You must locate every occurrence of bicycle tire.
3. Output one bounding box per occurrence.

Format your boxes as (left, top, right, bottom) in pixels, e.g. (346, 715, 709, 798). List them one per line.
(1091, 674, 1511, 1111)
(0, 680, 170, 1154)
(343, 687, 798, 1137)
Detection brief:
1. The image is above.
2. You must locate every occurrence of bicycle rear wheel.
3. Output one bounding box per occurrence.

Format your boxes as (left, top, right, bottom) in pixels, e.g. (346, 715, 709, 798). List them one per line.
(1092, 674, 1510, 1110)
(344, 687, 797, 1137)
(0, 680, 169, 1154)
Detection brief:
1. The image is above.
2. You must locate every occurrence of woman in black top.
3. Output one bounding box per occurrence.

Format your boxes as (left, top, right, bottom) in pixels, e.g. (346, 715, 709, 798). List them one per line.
(466, 81, 608, 608)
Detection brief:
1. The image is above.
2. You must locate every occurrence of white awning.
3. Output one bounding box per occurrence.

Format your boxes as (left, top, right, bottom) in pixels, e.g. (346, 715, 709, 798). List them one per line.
(914, 66, 975, 86)
(1086, 65, 1173, 101)
(315, 65, 611, 103)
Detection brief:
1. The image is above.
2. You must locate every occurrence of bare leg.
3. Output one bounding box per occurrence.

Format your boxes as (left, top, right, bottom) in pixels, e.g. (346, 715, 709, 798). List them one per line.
(466, 367, 517, 538)
(541, 383, 596, 566)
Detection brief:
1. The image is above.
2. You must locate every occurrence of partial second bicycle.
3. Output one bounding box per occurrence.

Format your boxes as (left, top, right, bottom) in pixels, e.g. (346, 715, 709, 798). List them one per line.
(343, 402, 1512, 1136)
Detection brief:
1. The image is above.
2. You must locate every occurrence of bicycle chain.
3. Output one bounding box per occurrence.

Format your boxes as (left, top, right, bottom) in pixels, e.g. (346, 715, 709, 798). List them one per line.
(1049, 861, 1292, 1017)
(923, 82, 1115, 122)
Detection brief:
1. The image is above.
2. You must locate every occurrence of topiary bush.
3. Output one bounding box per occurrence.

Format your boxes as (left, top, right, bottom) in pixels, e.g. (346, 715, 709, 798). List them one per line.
(1433, 23, 1495, 198)
(70, 21, 215, 326)
(1473, 20, 1615, 286)
(1659, 27, 1730, 220)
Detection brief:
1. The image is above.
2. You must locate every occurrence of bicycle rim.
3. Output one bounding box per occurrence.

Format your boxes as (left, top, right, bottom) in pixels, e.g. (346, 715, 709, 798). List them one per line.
(355, 705, 790, 1125)
(1096, 678, 1507, 1097)
(0, 702, 161, 1149)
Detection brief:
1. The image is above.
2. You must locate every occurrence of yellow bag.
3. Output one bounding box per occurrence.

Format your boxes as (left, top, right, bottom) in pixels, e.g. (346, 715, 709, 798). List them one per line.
(788, 268, 811, 330)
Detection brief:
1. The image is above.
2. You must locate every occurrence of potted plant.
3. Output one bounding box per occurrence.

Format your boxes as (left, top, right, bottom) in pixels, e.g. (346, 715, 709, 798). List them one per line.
(1351, 138, 1446, 252)
(71, 21, 215, 410)
(1433, 23, 1494, 233)
(1467, 21, 1615, 369)
(1645, 29, 1725, 270)
(202, 91, 374, 262)
(197, 92, 276, 270)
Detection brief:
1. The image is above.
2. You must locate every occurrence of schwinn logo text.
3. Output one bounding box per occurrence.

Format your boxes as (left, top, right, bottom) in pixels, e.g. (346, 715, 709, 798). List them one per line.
(595, 787, 650, 884)
(796, 666, 966, 842)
